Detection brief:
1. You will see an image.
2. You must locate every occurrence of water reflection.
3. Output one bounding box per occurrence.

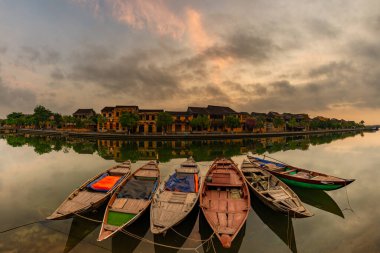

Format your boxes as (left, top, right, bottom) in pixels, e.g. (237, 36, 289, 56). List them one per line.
(0, 132, 360, 162)
(250, 195, 297, 253)
(153, 206, 199, 253)
(112, 210, 150, 253)
(63, 209, 104, 253)
(291, 187, 344, 218)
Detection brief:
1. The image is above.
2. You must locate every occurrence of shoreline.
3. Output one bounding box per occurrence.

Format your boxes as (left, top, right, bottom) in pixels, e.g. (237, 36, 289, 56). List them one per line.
(1, 127, 374, 140)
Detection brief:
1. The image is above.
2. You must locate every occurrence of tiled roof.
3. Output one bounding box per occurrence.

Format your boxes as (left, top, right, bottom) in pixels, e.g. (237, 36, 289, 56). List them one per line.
(73, 109, 96, 115)
(101, 107, 114, 112)
(166, 111, 191, 115)
(139, 109, 164, 113)
(206, 105, 237, 114)
(187, 107, 210, 115)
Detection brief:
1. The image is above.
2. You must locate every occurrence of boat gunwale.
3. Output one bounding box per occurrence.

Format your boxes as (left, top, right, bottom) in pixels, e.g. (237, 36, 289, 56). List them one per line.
(98, 161, 160, 241)
(47, 161, 132, 220)
(241, 160, 312, 218)
(200, 157, 251, 248)
(247, 155, 355, 187)
(150, 158, 202, 234)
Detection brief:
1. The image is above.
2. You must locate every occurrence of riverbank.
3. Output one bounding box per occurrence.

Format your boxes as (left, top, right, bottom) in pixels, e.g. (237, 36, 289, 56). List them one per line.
(3, 127, 374, 140)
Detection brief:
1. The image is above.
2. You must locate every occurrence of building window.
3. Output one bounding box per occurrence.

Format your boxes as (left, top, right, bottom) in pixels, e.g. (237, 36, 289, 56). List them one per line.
(152, 115, 155, 120)
(109, 113, 112, 117)
(116, 112, 119, 117)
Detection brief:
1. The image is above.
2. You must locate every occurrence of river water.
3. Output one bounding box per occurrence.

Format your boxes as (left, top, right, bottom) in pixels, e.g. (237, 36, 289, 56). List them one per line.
(0, 131, 379, 253)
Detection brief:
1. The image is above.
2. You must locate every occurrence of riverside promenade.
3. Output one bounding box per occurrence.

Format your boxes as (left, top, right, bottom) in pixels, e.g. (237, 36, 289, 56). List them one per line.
(9, 128, 373, 140)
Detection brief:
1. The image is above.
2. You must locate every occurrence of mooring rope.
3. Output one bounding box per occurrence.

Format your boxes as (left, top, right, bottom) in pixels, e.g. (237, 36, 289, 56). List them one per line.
(0, 219, 52, 234)
(74, 212, 216, 252)
(170, 227, 211, 242)
(121, 228, 216, 253)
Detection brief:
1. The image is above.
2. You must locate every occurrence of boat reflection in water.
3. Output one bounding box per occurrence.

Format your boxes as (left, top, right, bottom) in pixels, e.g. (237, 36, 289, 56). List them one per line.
(199, 211, 246, 253)
(63, 208, 104, 253)
(153, 206, 200, 253)
(250, 195, 297, 253)
(111, 210, 150, 253)
(290, 186, 344, 218)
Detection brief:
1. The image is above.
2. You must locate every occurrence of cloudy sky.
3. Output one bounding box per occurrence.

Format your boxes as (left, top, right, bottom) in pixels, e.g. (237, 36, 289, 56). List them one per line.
(0, 0, 379, 123)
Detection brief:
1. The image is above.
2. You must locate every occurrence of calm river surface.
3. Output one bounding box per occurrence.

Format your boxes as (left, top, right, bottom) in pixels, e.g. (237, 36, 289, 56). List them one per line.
(0, 131, 379, 253)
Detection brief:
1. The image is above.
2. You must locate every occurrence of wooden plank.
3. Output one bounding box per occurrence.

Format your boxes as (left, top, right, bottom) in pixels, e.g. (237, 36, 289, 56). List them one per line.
(217, 212, 227, 227)
(113, 198, 128, 209)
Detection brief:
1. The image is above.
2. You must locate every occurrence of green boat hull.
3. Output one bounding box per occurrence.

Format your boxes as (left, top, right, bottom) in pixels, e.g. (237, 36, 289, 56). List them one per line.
(278, 177, 343, 190)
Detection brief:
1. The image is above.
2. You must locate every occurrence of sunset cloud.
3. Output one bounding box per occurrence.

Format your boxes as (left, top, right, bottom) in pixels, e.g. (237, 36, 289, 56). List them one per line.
(1, 0, 380, 124)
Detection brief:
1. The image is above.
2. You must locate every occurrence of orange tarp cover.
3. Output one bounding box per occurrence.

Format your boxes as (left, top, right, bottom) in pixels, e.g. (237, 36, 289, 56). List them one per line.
(91, 176, 121, 191)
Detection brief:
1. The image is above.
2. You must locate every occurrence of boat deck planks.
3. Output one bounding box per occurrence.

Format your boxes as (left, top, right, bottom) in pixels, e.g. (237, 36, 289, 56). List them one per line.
(47, 161, 131, 220)
(150, 157, 201, 234)
(200, 158, 250, 248)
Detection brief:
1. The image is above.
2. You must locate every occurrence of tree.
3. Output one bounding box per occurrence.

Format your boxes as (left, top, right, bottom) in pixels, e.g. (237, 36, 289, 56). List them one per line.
(245, 117, 256, 132)
(6, 112, 24, 127)
(360, 120, 365, 127)
(33, 105, 52, 129)
(156, 112, 173, 133)
(255, 116, 265, 131)
(97, 114, 107, 131)
(119, 112, 139, 134)
(190, 115, 210, 131)
(287, 117, 297, 131)
(224, 115, 240, 132)
(52, 113, 63, 128)
(273, 117, 285, 129)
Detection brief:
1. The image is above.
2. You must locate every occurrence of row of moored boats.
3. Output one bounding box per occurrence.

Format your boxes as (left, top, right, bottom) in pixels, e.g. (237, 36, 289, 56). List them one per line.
(47, 155, 354, 248)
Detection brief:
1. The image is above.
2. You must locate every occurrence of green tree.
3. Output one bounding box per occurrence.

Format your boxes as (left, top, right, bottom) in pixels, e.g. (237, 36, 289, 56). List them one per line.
(6, 112, 24, 127)
(360, 120, 365, 127)
(191, 115, 210, 131)
(97, 114, 107, 131)
(52, 113, 63, 128)
(156, 112, 173, 133)
(255, 116, 265, 131)
(287, 117, 297, 131)
(224, 115, 240, 132)
(33, 105, 52, 129)
(273, 117, 285, 128)
(119, 112, 139, 134)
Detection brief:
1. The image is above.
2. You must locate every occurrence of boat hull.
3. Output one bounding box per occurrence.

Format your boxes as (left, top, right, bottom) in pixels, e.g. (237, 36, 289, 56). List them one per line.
(277, 176, 347, 190)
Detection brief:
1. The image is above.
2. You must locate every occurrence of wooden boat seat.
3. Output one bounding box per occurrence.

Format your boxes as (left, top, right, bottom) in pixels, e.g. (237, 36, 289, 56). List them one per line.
(109, 167, 130, 175)
(110, 198, 149, 214)
(176, 167, 198, 174)
(218, 227, 236, 235)
(104, 224, 119, 231)
(134, 169, 159, 178)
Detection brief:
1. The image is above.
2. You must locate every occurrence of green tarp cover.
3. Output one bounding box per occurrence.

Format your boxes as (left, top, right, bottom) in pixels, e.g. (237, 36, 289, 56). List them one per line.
(107, 211, 135, 226)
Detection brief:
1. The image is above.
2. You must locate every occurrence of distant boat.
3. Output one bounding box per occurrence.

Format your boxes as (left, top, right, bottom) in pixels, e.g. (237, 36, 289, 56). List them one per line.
(98, 161, 160, 241)
(150, 157, 202, 234)
(241, 159, 312, 218)
(47, 161, 131, 220)
(247, 155, 355, 191)
(200, 158, 250, 248)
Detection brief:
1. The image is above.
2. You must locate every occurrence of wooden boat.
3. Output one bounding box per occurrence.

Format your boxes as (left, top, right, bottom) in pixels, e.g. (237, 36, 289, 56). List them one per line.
(247, 155, 355, 191)
(98, 161, 160, 241)
(47, 161, 131, 220)
(241, 159, 312, 218)
(150, 157, 202, 234)
(200, 158, 250, 248)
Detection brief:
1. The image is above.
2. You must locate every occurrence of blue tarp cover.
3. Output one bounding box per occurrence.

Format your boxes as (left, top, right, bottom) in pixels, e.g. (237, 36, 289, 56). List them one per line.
(254, 157, 286, 168)
(165, 173, 195, 193)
